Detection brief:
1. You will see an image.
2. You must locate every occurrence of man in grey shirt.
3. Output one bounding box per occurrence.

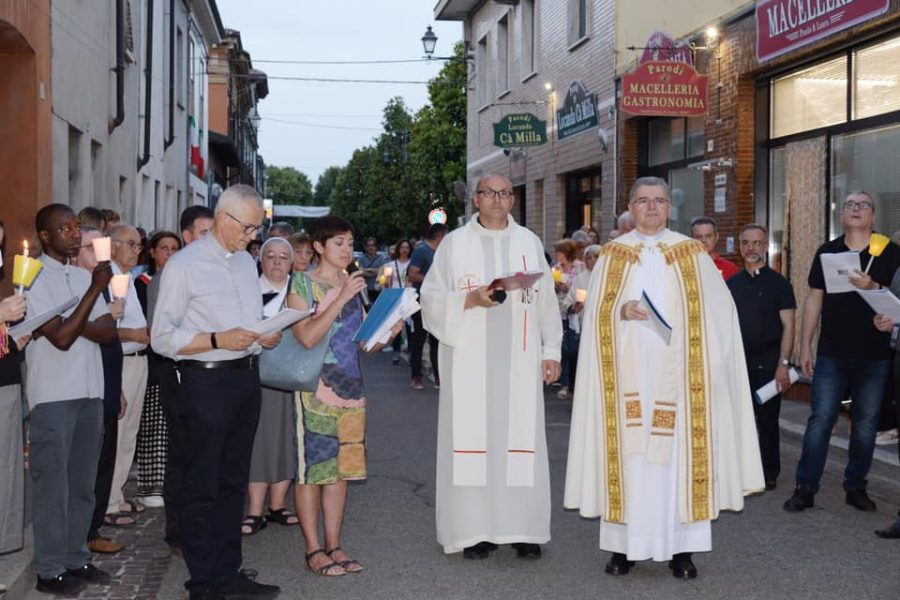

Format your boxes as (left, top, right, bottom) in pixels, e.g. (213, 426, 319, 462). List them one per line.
(26, 204, 118, 596)
(152, 185, 281, 600)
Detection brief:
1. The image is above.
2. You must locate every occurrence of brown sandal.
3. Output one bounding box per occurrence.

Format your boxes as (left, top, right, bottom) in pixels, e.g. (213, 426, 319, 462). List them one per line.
(305, 549, 345, 576)
(327, 546, 363, 573)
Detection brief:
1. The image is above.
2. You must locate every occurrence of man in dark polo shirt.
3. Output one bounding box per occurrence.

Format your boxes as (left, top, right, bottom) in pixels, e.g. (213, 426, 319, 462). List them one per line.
(153, 185, 281, 600)
(785, 191, 900, 513)
(728, 223, 797, 491)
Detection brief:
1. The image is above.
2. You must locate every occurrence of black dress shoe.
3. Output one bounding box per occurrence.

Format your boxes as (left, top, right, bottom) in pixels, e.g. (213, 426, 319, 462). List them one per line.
(463, 541, 498, 559)
(668, 552, 697, 579)
(783, 486, 814, 512)
(67, 563, 112, 585)
(190, 588, 226, 600)
(512, 543, 542, 559)
(875, 519, 900, 539)
(604, 552, 635, 575)
(36, 573, 87, 597)
(846, 489, 877, 512)
(765, 480, 777, 491)
(219, 571, 280, 599)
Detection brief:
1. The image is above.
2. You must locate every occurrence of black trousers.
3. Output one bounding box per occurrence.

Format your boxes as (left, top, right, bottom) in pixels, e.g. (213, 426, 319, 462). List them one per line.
(748, 368, 782, 483)
(157, 359, 183, 548)
(178, 364, 261, 592)
(408, 311, 439, 382)
(88, 412, 119, 541)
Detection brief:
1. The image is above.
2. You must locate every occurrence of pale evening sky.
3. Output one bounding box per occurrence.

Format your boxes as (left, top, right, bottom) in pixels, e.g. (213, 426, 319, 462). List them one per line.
(215, 1, 463, 186)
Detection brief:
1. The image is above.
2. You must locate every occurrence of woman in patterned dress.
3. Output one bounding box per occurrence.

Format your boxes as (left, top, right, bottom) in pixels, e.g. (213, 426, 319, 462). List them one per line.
(287, 216, 403, 576)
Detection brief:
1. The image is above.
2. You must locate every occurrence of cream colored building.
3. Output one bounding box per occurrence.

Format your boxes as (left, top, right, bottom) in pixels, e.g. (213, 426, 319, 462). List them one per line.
(436, 0, 617, 243)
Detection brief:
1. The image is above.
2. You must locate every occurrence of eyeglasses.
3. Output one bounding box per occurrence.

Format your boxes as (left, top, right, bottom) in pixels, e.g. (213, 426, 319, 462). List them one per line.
(113, 239, 143, 251)
(632, 197, 670, 207)
(226, 212, 262, 235)
(476, 188, 514, 200)
(843, 200, 873, 211)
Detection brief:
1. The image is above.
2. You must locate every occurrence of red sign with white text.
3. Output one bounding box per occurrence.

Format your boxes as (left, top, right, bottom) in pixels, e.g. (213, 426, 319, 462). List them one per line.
(620, 61, 709, 117)
(756, 0, 889, 63)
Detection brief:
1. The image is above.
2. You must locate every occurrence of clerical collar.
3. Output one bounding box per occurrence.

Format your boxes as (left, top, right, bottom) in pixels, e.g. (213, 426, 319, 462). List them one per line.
(634, 229, 667, 242)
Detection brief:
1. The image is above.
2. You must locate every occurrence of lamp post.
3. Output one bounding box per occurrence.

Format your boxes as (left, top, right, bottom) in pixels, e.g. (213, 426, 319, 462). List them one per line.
(421, 25, 473, 62)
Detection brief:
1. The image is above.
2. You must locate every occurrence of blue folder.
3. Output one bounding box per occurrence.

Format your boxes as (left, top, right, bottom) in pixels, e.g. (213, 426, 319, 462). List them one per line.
(352, 287, 406, 344)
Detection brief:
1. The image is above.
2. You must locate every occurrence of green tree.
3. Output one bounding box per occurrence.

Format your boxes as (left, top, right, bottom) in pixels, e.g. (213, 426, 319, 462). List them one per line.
(314, 166, 344, 203)
(266, 165, 314, 206)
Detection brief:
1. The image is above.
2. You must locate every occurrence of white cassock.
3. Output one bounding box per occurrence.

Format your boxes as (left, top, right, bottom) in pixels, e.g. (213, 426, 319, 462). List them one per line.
(564, 229, 764, 561)
(422, 214, 562, 553)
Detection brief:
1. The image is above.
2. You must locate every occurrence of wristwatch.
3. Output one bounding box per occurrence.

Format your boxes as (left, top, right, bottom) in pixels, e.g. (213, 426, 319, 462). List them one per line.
(779, 358, 790, 366)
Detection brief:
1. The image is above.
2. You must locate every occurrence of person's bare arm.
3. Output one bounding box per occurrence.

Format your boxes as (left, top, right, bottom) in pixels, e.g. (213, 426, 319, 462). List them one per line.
(775, 308, 796, 389)
(82, 314, 119, 345)
(38, 262, 113, 350)
(799, 289, 823, 378)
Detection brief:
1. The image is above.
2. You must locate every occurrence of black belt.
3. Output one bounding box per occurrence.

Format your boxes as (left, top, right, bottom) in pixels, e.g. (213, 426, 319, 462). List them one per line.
(179, 356, 258, 370)
(124, 350, 148, 357)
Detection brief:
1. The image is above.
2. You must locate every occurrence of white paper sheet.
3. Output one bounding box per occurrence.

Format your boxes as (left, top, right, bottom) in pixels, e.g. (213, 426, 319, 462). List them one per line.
(856, 288, 900, 321)
(636, 290, 673, 346)
(820, 252, 862, 294)
(754, 367, 800, 405)
(249, 308, 314, 336)
(8, 295, 79, 339)
(364, 290, 420, 351)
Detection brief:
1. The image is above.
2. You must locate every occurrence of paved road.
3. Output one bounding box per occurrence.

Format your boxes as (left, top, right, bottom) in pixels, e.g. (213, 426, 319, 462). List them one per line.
(20, 351, 900, 599)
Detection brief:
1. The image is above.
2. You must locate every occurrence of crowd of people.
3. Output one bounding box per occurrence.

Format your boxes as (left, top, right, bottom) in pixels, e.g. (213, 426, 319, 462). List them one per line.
(1, 175, 899, 599)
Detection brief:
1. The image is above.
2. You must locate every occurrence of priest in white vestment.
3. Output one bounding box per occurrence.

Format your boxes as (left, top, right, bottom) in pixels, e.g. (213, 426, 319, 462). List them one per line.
(564, 177, 764, 578)
(422, 174, 563, 560)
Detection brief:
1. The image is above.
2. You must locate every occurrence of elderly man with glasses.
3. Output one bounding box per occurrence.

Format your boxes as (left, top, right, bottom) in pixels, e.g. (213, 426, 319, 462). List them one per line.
(784, 191, 900, 514)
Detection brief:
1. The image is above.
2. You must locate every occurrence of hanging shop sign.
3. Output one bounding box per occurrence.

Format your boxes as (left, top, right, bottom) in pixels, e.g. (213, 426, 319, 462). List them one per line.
(639, 30, 694, 65)
(621, 60, 709, 117)
(756, 0, 890, 63)
(556, 80, 599, 140)
(493, 113, 547, 147)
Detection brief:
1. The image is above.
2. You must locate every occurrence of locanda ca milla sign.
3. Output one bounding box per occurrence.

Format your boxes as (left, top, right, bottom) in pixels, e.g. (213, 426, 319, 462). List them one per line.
(493, 113, 547, 147)
(556, 81, 599, 140)
(756, 0, 889, 62)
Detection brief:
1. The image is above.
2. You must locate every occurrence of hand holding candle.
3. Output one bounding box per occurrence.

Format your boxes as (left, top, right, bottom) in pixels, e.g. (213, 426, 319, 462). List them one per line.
(864, 233, 890, 273)
(12, 240, 43, 295)
(575, 288, 587, 303)
(110, 274, 130, 299)
(92, 236, 111, 262)
(551, 267, 562, 283)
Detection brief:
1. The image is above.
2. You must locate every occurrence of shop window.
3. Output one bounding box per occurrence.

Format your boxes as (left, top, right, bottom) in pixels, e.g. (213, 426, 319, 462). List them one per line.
(771, 55, 847, 138)
(686, 117, 705, 158)
(648, 117, 704, 167)
(565, 168, 601, 234)
(854, 36, 900, 120)
(668, 167, 704, 236)
(830, 123, 900, 238)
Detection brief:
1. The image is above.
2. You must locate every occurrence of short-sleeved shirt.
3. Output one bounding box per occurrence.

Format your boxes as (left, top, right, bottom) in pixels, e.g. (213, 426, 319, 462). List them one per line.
(727, 266, 797, 371)
(808, 234, 900, 360)
(25, 253, 109, 408)
(712, 254, 740, 280)
(112, 261, 147, 354)
(408, 243, 436, 292)
(151, 232, 263, 361)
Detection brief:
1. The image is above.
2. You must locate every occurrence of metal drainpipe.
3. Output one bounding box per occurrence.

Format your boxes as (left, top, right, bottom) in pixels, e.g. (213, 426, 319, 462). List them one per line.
(137, 0, 154, 170)
(108, 0, 125, 134)
(163, 0, 175, 150)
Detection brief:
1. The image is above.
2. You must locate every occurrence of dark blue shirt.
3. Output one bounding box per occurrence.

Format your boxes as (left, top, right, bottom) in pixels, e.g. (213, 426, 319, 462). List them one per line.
(409, 243, 436, 291)
(728, 266, 796, 371)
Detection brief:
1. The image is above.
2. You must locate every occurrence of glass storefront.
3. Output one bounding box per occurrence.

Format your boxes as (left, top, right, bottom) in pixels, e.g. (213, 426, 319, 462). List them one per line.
(565, 168, 601, 234)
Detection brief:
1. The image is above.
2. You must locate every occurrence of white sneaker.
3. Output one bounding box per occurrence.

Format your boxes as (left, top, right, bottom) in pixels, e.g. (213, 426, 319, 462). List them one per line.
(139, 495, 165, 508)
(875, 428, 899, 446)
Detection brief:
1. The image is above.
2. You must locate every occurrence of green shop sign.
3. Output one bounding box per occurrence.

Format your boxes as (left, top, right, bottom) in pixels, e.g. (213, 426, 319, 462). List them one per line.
(493, 113, 547, 147)
(556, 80, 598, 140)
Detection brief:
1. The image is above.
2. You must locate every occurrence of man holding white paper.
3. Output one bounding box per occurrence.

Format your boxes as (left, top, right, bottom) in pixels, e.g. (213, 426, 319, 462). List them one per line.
(421, 173, 562, 560)
(727, 224, 797, 491)
(565, 177, 762, 580)
(785, 191, 900, 514)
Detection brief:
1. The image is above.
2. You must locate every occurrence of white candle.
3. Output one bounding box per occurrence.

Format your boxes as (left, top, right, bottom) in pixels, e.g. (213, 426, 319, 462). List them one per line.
(576, 288, 587, 303)
(383, 266, 393, 277)
(23, 240, 29, 258)
(92, 236, 111, 262)
(110, 274, 130, 299)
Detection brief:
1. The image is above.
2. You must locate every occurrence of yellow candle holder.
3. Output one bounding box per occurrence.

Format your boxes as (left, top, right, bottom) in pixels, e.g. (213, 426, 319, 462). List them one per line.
(13, 254, 43, 292)
(865, 232, 891, 273)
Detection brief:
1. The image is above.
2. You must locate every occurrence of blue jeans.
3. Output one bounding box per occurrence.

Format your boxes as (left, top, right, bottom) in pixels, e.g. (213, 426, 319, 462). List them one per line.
(795, 355, 888, 493)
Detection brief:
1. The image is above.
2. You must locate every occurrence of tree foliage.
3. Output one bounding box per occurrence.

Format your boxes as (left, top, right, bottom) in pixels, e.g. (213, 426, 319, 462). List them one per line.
(266, 166, 314, 206)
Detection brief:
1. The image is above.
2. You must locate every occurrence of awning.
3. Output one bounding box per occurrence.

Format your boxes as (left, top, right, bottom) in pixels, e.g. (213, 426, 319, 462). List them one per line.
(273, 205, 331, 218)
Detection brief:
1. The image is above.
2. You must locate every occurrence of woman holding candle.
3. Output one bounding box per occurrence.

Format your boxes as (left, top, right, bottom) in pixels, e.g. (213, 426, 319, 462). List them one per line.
(287, 216, 403, 575)
(559, 244, 601, 401)
(552, 239, 583, 400)
(242, 237, 300, 536)
(134, 231, 182, 509)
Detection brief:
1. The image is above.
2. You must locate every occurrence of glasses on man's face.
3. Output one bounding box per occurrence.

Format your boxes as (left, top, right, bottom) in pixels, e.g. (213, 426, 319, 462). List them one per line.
(632, 197, 670, 207)
(56, 224, 82, 236)
(843, 200, 873, 211)
(226, 212, 262, 236)
(114, 239, 143, 252)
(476, 188, 514, 200)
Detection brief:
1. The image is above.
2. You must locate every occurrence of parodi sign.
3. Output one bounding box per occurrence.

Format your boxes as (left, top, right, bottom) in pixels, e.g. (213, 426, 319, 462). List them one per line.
(620, 61, 709, 117)
(756, 0, 890, 62)
(493, 113, 547, 147)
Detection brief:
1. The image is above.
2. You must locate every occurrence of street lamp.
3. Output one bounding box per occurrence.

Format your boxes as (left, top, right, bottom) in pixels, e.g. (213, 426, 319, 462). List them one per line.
(421, 25, 438, 59)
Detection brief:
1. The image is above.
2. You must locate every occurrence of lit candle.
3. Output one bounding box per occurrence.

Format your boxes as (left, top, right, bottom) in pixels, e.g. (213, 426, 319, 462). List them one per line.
(23, 240, 29, 258)
(551, 267, 562, 283)
(92, 236, 111, 262)
(576, 288, 587, 303)
(383, 266, 393, 277)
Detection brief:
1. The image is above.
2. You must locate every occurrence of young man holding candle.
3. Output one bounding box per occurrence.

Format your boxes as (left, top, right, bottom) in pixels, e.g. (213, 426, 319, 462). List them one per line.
(26, 204, 117, 595)
(785, 191, 900, 513)
(105, 225, 150, 520)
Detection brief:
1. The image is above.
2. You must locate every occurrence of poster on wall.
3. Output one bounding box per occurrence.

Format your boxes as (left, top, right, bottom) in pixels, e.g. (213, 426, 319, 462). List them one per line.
(556, 81, 599, 140)
(756, 0, 890, 63)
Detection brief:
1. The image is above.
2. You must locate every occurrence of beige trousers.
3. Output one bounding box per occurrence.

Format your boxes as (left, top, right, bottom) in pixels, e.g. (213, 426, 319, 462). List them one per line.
(107, 354, 148, 513)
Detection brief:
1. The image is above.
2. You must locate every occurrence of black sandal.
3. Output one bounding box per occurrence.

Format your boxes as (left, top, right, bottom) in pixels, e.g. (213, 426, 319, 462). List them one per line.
(305, 549, 345, 576)
(266, 508, 299, 526)
(241, 515, 267, 536)
(327, 546, 363, 573)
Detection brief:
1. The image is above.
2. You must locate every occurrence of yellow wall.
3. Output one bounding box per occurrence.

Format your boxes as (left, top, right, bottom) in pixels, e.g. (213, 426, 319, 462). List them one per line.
(616, 0, 753, 72)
